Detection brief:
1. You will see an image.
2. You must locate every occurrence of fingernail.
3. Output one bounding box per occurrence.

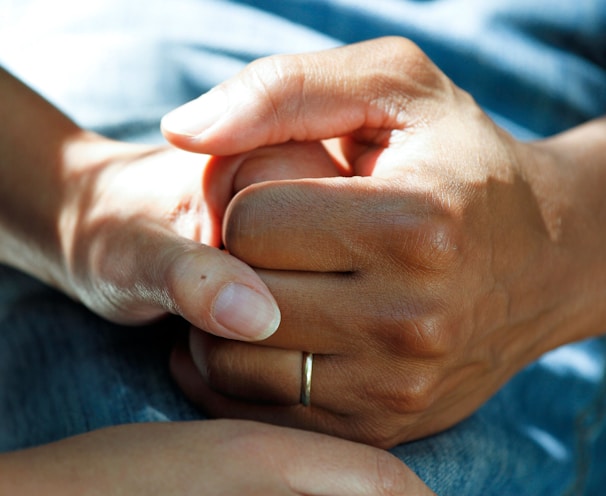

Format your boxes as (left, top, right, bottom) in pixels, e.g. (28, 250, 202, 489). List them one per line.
(213, 283, 281, 340)
(161, 87, 228, 137)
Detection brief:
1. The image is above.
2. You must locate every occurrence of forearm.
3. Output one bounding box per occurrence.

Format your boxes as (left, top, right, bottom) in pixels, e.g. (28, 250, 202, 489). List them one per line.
(0, 68, 120, 296)
(0, 421, 425, 496)
(0, 447, 71, 496)
(528, 116, 606, 349)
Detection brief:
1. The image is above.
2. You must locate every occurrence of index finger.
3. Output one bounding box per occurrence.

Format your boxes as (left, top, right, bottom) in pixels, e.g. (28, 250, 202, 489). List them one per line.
(161, 37, 450, 156)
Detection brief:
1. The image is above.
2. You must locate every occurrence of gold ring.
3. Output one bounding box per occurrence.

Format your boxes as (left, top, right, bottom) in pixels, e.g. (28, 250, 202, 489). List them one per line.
(300, 352, 313, 406)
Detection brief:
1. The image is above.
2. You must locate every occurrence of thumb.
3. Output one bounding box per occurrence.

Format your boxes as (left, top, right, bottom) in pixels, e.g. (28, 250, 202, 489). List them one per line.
(87, 226, 280, 341)
(163, 240, 282, 341)
(161, 37, 445, 156)
(203, 141, 345, 225)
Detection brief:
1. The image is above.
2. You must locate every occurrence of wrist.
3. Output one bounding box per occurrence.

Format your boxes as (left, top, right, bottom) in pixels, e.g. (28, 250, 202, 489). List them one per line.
(0, 68, 99, 295)
(0, 127, 110, 297)
(526, 117, 606, 349)
(55, 134, 158, 299)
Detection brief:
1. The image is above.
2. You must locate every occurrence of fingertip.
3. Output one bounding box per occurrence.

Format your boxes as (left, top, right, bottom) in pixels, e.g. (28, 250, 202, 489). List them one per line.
(160, 126, 199, 151)
(212, 282, 281, 341)
(160, 88, 228, 142)
(168, 246, 281, 342)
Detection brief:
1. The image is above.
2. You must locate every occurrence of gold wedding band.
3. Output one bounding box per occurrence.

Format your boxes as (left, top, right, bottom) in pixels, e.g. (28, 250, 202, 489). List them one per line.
(300, 352, 313, 407)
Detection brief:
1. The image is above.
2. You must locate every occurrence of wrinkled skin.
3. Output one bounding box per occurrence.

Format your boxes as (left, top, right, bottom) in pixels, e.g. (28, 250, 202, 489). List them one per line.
(165, 37, 606, 448)
(56, 139, 340, 339)
(0, 64, 342, 342)
(1, 65, 436, 495)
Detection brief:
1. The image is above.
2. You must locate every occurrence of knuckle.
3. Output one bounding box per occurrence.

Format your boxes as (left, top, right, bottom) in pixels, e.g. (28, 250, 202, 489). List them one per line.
(370, 36, 429, 75)
(375, 36, 454, 118)
(383, 36, 435, 74)
(350, 371, 441, 445)
(406, 315, 455, 357)
(383, 36, 427, 64)
(397, 38, 448, 91)
(372, 370, 439, 417)
(384, 194, 463, 274)
(397, 375, 438, 414)
(374, 302, 455, 359)
(411, 218, 460, 272)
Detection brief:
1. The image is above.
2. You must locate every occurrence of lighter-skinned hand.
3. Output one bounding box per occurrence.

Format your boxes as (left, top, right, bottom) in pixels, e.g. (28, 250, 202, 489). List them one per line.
(54, 137, 340, 341)
(0, 67, 345, 342)
(163, 37, 606, 447)
(0, 419, 434, 495)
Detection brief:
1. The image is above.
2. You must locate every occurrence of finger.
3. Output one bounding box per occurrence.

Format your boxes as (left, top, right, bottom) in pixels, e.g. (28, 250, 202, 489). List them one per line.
(232, 141, 347, 191)
(173, 354, 436, 496)
(242, 269, 369, 353)
(164, 241, 281, 341)
(161, 37, 449, 155)
(171, 336, 349, 431)
(172, 318, 447, 447)
(223, 177, 360, 271)
(26, 416, 433, 496)
(203, 141, 344, 226)
(189, 331, 302, 405)
(171, 338, 408, 449)
(223, 175, 427, 272)
(282, 433, 436, 496)
(93, 224, 280, 341)
(186, 330, 367, 411)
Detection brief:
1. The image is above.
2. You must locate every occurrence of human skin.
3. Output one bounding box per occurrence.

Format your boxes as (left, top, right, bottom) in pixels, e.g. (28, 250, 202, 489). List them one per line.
(0, 419, 433, 495)
(163, 37, 606, 448)
(0, 66, 345, 342)
(0, 67, 435, 493)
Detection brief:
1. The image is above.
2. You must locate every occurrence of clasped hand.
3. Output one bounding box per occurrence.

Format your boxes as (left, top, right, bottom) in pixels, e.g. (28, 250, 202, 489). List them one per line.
(163, 37, 593, 448)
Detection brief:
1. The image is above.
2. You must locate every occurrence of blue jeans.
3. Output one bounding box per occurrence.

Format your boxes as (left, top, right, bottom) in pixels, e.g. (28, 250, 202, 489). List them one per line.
(1, 1, 605, 494)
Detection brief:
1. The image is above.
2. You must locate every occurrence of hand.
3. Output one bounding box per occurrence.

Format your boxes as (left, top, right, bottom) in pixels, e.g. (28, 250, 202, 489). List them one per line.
(0, 68, 346, 341)
(0, 420, 434, 495)
(0, 65, 345, 341)
(163, 38, 606, 447)
(55, 138, 340, 341)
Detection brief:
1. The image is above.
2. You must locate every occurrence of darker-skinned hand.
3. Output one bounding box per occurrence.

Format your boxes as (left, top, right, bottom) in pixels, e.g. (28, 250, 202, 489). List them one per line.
(164, 37, 606, 448)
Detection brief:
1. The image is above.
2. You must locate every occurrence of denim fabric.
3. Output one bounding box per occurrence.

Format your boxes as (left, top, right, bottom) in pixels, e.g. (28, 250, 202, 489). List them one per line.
(1, 1, 605, 494)
(0, 267, 200, 451)
(2, 0, 604, 142)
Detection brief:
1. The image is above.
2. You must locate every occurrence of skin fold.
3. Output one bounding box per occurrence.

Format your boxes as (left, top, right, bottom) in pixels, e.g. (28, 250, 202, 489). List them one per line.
(163, 37, 606, 448)
(0, 65, 434, 494)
